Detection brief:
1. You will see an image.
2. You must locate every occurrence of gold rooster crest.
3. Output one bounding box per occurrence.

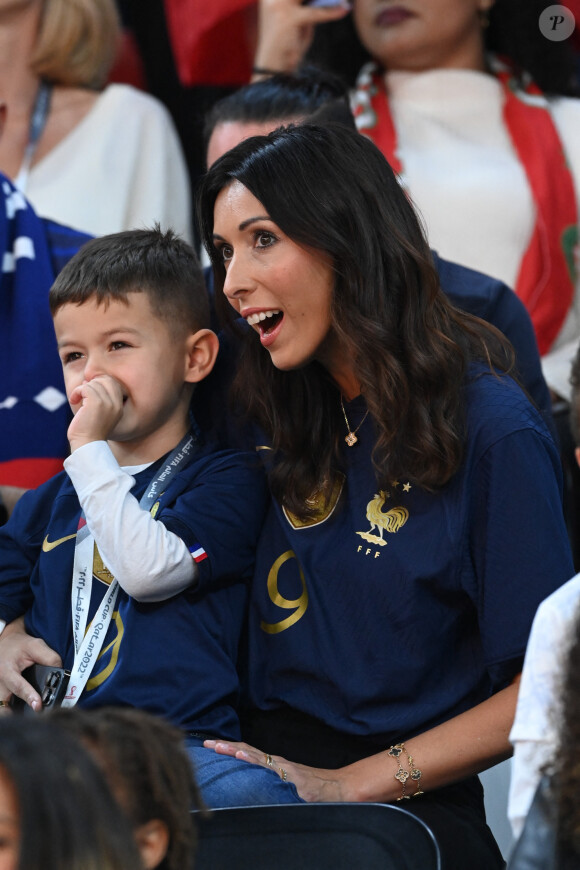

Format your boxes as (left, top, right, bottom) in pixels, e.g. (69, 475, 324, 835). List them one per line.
(357, 490, 409, 546)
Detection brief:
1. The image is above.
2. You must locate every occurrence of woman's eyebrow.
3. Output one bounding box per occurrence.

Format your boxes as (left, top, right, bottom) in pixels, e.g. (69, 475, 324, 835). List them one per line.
(239, 215, 272, 230)
(213, 215, 273, 241)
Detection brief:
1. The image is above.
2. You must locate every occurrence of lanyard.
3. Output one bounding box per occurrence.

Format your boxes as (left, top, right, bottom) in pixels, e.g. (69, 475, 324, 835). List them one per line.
(62, 434, 197, 706)
(13, 80, 53, 194)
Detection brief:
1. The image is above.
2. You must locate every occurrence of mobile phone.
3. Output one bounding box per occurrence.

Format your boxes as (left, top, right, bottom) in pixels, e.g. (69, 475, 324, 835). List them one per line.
(10, 664, 70, 714)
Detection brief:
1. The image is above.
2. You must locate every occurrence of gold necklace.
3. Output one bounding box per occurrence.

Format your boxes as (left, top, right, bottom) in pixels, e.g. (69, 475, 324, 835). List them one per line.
(340, 395, 369, 447)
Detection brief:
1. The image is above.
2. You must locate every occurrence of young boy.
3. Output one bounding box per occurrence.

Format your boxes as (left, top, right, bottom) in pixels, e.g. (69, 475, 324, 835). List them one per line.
(0, 228, 300, 807)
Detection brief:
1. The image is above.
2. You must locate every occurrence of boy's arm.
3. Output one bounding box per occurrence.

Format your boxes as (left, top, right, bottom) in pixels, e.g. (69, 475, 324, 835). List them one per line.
(0, 487, 49, 622)
(65, 441, 197, 603)
(0, 484, 63, 708)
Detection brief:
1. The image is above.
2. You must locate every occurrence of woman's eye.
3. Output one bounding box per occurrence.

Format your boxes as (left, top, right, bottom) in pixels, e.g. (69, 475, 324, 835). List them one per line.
(256, 232, 275, 248)
(63, 351, 82, 364)
(217, 244, 233, 262)
(110, 341, 129, 351)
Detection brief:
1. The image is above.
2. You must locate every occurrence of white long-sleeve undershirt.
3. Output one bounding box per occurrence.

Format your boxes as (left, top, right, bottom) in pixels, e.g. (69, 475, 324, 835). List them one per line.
(64, 441, 197, 603)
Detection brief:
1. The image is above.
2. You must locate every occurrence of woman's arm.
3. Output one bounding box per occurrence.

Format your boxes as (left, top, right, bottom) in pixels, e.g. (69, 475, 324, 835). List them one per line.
(206, 676, 520, 802)
(252, 0, 350, 78)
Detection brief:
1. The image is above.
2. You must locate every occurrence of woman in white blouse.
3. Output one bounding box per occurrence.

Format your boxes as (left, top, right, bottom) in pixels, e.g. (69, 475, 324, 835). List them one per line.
(0, 0, 192, 242)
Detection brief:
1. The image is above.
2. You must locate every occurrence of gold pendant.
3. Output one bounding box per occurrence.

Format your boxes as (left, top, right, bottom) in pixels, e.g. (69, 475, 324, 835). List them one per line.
(345, 432, 358, 447)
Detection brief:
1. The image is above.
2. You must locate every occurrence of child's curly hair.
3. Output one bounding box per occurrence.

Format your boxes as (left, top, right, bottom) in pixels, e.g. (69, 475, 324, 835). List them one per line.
(50, 706, 203, 870)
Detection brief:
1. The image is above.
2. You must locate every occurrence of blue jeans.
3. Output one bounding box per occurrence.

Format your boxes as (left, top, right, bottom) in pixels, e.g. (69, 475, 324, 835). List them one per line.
(186, 738, 305, 808)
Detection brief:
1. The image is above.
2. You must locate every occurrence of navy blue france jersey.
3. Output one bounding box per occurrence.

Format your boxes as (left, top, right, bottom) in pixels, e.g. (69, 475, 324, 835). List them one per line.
(0, 443, 268, 738)
(242, 370, 573, 760)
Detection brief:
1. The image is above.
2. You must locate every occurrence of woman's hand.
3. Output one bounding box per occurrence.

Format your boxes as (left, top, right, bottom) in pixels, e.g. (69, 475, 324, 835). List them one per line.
(205, 680, 521, 804)
(0, 617, 62, 711)
(253, 0, 351, 77)
(204, 738, 349, 802)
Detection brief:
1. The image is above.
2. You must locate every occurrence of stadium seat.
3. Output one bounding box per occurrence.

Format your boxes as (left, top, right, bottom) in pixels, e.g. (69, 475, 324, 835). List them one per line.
(193, 801, 441, 869)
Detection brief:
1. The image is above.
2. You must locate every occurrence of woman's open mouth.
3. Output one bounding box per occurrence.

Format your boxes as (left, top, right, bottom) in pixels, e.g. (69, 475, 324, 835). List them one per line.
(246, 309, 284, 341)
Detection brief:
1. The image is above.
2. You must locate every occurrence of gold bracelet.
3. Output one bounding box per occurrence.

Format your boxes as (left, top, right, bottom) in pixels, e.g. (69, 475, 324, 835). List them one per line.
(387, 743, 424, 800)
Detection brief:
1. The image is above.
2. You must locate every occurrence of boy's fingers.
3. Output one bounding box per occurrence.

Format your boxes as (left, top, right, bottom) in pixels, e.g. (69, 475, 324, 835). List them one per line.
(0, 633, 62, 711)
(24, 637, 62, 668)
(0, 673, 42, 712)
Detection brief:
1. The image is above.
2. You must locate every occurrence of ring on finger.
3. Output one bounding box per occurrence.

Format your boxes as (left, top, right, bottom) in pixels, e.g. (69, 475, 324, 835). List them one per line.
(278, 766, 288, 781)
(265, 753, 274, 767)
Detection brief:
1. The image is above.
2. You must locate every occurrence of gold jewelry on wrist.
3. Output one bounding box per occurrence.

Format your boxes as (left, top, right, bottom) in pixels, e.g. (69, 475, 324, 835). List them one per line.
(265, 753, 288, 781)
(387, 743, 423, 800)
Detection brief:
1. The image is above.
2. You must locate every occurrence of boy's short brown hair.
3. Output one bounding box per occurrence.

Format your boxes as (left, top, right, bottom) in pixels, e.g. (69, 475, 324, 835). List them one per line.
(49, 226, 210, 336)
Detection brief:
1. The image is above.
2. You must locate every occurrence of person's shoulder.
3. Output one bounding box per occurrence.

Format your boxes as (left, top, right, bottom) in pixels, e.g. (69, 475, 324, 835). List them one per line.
(27, 470, 71, 499)
(434, 252, 528, 325)
(177, 442, 264, 484)
(7, 470, 73, 531)
(97, 84, 173, 122)
(433, 251, 508, 314)
(464, 368, 552, 443)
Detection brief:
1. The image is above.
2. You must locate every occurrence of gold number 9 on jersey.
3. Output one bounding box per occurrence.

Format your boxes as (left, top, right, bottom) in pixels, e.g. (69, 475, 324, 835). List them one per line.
(260, 550, 309, 635)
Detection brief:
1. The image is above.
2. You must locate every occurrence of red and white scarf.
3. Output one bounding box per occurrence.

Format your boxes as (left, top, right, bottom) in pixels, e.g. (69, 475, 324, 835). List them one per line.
(352, 60, 578, 356)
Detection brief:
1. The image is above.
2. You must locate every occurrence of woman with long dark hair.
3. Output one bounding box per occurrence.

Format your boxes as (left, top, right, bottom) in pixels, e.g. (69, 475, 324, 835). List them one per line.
(197, 122, 574, 868)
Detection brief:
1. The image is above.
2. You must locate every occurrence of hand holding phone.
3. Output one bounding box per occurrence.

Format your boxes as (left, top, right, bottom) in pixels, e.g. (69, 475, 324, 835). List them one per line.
(10, 665, 70, 714)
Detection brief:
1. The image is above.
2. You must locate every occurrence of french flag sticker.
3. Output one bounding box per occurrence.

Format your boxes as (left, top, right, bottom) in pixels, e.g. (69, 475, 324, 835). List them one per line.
(189, 543, 208, 563)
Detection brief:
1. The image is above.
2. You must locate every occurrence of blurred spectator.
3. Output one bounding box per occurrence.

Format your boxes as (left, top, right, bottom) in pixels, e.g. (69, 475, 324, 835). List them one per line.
(0, 0, 192, 241)
(50, 706, 203, 870)
(0, 714, 143, 869)
(509, 337, 580, 839)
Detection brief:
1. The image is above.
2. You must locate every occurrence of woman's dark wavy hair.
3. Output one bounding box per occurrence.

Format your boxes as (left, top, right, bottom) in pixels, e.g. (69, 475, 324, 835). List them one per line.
(197, 123, 512, 518)
(305, 0, 580, 95)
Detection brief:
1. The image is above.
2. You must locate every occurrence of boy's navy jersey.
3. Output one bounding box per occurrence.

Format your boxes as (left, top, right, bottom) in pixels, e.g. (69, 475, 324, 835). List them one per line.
(0, 443, 268, 738)
(241, 370, 573, 760)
